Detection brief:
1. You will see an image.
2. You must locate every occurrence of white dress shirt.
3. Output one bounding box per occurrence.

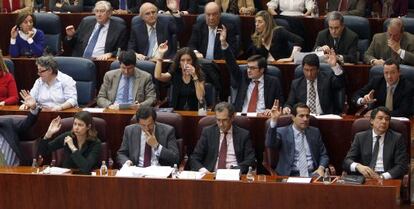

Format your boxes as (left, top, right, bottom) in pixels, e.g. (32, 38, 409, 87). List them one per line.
(267, 0, 314, 16)
(242, 75, 265, 113)
(137, 126, 163, 167)
(88, 21, 110, 58)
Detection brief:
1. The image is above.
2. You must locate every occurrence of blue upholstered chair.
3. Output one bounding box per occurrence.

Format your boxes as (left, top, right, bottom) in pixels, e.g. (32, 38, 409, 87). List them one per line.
(33, 13, 62, 55)
(4, 58, 14, 75)
(54, 57, 97, 106)
(294, 63, 346, 114)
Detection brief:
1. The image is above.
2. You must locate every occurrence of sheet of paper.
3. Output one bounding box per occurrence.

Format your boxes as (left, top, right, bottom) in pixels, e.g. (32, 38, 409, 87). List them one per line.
(313, 114, 342, 119)
(215, 169, 240, 181)
(236, 112, 257, 117)
(40, 167, 71, 175)
(286, 177, 312, 183)
(116, 165, 173, 178)
(391, 117, 409, 121)
(177, 171, 205, 180)
(82, 108, 105, 113)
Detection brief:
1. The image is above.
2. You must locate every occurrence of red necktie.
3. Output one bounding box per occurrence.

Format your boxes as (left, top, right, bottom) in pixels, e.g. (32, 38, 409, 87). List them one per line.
(339, 0, 348, 11)
(143, 143, 152, 167)
(247, 81, 259, 112)
(217, 132, 228, 169)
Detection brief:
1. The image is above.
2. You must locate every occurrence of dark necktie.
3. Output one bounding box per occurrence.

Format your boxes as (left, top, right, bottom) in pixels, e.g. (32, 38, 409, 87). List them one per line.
(247, 80, 259, 112)
(339, 0, 348, 11)
(147, 27, 157, 57)
(217, 132, 228, 169)
(308, 80, 317, 114)
(122, 76, 130, 103)
(143, 143, 152, 167)
(83, 24, 104, 58)
(369, 135, 381, 169)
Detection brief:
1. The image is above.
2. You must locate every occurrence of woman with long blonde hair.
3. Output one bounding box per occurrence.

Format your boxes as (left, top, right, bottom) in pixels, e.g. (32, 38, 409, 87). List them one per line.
(0, 50, 18, 105)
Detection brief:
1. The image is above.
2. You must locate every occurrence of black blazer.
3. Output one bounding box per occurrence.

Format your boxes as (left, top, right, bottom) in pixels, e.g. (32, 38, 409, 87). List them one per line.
(223, 47, 284, 112)
(0, 111, 38, 165)
(64, 17, 128, 57)
(128, 16, 177, 59)
(285, 72, 345, 114)
(189, 124, 256, 174)
(109, 0, 142, 13)
(188, 20, 238, 59)
(313, 27, 359, 64)
(157, 0, 198, 13)
(351, 76, 413, 117)
(248, 27, 303, 60)
(49, 0, 83, 12)
(343, 129, 408, 179)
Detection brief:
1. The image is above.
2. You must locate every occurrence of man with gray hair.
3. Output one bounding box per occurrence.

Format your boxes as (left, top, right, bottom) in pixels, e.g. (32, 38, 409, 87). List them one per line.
(189, 102, 256, 174)
(314, 11, 358, 64)
(64, 0, 127, 60)
(365, 18, 414, 66)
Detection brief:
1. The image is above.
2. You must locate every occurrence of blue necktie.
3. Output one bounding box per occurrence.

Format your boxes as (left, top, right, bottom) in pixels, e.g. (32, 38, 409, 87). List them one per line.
(119, 0, 126, 10)
(0, 134, 18, 166)
(83, 24, 104, 58)
(122, 76, 130, 103)
(297, 133, 309, 177)
(206, 28, 216, 60)
(147, 27, 157, 57)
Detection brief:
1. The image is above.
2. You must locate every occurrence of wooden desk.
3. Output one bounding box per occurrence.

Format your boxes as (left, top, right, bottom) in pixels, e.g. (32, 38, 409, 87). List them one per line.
(0, 166, 402, 209)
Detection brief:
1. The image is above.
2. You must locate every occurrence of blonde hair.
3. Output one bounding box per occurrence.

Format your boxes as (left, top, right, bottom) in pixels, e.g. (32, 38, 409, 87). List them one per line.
(251, 10, 276, 48)
(0, 50, 10, 74)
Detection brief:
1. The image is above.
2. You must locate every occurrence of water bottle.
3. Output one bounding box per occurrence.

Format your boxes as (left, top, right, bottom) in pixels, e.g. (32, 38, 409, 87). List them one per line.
(171, 164, 179, 179)
(100, 160, 108, 176)
(108, 157, 114, 176)
(323, 168, 330, 184)
(31, 158, 39, 174)
(197, 99, 207, 116)
(312, 0, 319, 17)
(246, 166, 254, 182)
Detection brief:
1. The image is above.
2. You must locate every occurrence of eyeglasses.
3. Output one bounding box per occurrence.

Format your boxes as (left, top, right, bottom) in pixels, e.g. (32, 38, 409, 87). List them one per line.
(37, 68, 49, 74)
(247, 66, 259, 70)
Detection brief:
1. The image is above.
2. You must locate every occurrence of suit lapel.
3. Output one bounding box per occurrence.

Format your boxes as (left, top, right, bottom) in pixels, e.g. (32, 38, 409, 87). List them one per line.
(132, 69, 140, 101)
(365, 130, 374, 163)
(299, 78, 307, 102)
(263, 75, 270, 108)
(132, 126, 142, 164)
(232, 126, 240, 161)
(212, 126, 221, 166)
(382, 131, 392, 171)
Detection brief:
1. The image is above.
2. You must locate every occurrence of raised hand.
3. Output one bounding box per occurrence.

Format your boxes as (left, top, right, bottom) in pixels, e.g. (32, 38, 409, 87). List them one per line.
(363, 90, 377, 104)
(19, 90, 36, 110)
(270, 99, 282, 123)
(11, 25, 18, 39)
(157, 41, 169, 58)
(65, 25, 76, 37)
(166, 0, 178, 12)
(45, 116, 62, 138)
(327, 49, 338, 67)
(218, 24, 227, 43)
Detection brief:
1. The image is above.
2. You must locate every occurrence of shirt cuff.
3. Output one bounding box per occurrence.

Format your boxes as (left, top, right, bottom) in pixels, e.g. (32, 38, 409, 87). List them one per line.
(350, 162, 358, 172)
(29, 105, 41, 115)
(198, 167, 208, 173)
(27, 38, 34, 44)
(357, 98, 364, 105)
(10, 39, 16, 45)
(382, 172, 392, 180)
(270, 120, 277, 128)
(153, 144, 163, 157)
(400, 49, 406, 59)
(221, 43, 229, 50)
(331, 63, 343, 76)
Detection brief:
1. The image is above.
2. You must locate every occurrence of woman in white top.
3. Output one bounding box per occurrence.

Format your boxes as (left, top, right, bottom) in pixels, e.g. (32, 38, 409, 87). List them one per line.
(267, 0, 314, 16)
(20, 56, 78, 111)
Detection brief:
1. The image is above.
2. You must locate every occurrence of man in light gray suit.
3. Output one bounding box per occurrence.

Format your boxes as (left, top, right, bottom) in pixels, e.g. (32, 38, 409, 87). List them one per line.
(266, 102, 329, 177)
(97, 50, 156, 109)
(117, 106, 180, 167)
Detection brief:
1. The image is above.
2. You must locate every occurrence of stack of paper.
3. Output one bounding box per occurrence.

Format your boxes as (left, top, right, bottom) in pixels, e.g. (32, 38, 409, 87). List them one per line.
(177, 171, 205, 180)
(116, 165, 173, 178)
(215, 169, 240, 181)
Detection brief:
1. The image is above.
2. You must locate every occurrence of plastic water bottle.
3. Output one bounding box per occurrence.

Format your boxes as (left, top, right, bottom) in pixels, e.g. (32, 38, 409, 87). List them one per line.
(323, 168, 330, 184)
(171, 164, 179, 179)
(31, 158, 39, 174)
(100, 160, 108, 176)
(246, 166, 254, 182)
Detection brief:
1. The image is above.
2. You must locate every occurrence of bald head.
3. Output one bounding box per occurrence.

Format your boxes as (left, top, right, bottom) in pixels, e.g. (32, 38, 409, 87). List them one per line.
(204, 2, 220, 27)
(140, 2, 158, 26)
(387, 18, 404, 42)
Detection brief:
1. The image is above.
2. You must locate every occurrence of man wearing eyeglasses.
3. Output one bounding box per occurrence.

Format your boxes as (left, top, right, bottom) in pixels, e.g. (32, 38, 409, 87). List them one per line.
(64, 1, 127, 60)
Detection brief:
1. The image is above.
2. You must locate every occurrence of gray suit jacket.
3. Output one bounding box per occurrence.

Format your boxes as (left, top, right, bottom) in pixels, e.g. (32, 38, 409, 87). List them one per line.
(343, 129, 408, 179)
(364, 32, 414, 66)
(189, 124, 256, 174)
(265, 124, 329, 176)
(117, 122, 180, 166)
(97, 68, 156, 108)
(328, 0, 366, 16)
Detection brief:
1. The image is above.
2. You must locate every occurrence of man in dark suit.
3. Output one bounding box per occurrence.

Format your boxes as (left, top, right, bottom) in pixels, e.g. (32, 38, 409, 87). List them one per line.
(128, 2, 178, 60)
(157, 0, 198, 14)
(365, 18, 414, 66)
(117, 106, 179, 167)
(343, 106, 408, 179)
(220, 26, 283, 114)
(327, 0, 366, 16)
(0, 94, 40, 166)
(314, 11, 358, 64)
(110, 0, 141, 14)
(64, 1, 127, 60)
(189, 102, 256, 174)
(266, 102, 329, 177)
(283, 53, 345, 115)
(188, 2, 238, 60)
(352, 59, 413, 117)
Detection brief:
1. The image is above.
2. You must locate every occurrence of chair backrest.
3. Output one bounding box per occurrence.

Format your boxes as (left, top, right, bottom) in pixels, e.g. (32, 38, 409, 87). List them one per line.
(4, 58, 14, 75)
(109, 60, 156, 79)
(294, 63, 346, 114)
(33, 13, 61, 55)
(383, 17, 414, 34)
(230, 64, 282, 103)
(325, 15, 370, 62)
(54, 57, 97, 106)
(52, 117, 107, 167)
(83, 15, 126, 27)
(351, 118, 410, 156)
(131, 15, 177, 54)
